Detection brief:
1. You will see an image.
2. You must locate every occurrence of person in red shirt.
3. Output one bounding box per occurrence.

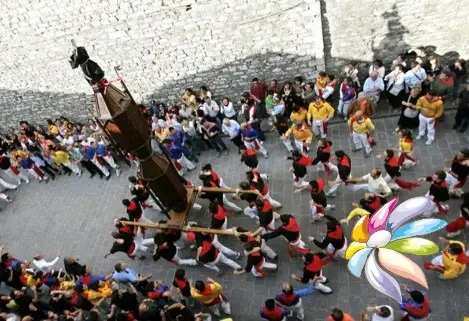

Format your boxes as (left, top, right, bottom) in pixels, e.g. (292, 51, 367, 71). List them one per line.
(250, 77, 267, 116)
(260, 298, 286, 321)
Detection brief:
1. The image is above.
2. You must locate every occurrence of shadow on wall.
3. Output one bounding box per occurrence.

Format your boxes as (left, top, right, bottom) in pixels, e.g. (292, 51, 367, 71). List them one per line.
(144, 51, 321, 103)
(0, 88, 92, 129)
(322, 3, 462, 78)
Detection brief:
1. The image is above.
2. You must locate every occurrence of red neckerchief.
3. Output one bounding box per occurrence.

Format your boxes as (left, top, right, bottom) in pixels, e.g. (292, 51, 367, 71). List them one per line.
(339, 155, 351, 168)
(282, 217, 299, 233)
(212, 205, 226, 220)
(305, 255, 322, 272)
(433, 179, 447, 188)
(327, 225, 344, 240)
(367, 197, 382, 212)
(127, 201, 138, 211)
(443, 248, 469, 264)
(296, 155, 313, 166)
(319, 141, 332, 154)
(243, 148, 257, 156)
(386, 156, 399, 168)
(199, 285, 213, 296)
(261, 200, 273, 213)
(173, 277, 189, 289)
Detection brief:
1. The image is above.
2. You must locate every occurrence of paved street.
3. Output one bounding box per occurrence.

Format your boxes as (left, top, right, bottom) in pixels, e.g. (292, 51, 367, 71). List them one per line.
(0, 113, 468, 321)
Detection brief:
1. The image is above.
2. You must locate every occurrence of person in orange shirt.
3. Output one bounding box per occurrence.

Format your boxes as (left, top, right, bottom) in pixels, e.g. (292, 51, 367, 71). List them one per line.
(415, 90, 444, 145)
(326, 308, 355, 321)
(290, 105, 308, 124)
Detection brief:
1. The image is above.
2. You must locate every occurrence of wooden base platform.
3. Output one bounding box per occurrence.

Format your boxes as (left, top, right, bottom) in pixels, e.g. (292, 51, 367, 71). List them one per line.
(165, 186, 198, 229)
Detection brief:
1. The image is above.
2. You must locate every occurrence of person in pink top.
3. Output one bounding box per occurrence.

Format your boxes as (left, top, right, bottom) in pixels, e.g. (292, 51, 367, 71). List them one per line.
(326, 308, 355, 321)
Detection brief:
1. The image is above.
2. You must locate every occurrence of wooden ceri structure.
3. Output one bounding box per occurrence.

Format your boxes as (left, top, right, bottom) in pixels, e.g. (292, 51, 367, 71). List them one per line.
(70, 42, 258, 236)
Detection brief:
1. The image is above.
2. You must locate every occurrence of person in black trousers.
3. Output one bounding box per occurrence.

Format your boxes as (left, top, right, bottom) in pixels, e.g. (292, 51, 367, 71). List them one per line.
(453, 84, 469, 133)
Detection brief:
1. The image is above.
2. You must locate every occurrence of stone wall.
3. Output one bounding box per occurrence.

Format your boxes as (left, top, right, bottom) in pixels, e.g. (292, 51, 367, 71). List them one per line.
(322, 0, 469, 72)
(0, 0, 468, 128)
(0, 0, 324, 127)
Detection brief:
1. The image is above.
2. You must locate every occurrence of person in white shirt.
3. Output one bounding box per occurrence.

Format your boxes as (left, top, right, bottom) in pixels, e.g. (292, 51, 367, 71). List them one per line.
(369, 59, 386, 79)
(220, 98, 237, 120)
(363, 71, 385, 104)
(404, 61, 427, 92)
(179, 103, 193, 120)
(349, 168, 392, 197)
(362, 305, 394, 321)
(391, 54, 407, 70)
(222, 118, 243, 151)
(32, 252, 60, 274)
(384, 65, 406, 108)
(202, 96, 221, 127)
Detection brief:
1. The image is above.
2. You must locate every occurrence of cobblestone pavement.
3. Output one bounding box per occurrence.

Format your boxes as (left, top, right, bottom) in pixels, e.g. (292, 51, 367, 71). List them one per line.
(1, 113, 468, 321)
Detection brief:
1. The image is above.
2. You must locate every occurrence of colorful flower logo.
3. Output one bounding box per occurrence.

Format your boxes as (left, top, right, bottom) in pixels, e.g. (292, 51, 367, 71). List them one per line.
(345, 197, 447, 303)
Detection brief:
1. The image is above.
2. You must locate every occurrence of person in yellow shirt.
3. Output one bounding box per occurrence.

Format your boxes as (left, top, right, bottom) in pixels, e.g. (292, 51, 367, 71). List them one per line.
(415, 90, 444, 145)
(154, 123, 170, 142)
(314, 71, 330, 97)
(190, 278, 231, 316)
(284, 122, 313, 156)
(425, 237, 468, 280)
(307, 96, 335, 138)
(290, 105, 308, 124)
(52, 150, 82, 176)
(47, 119, 59, 136)
(394, 128, 418, 168)
(348, 110, 375, 157)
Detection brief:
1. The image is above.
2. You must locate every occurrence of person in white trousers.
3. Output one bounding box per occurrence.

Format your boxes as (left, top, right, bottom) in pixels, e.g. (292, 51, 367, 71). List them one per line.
(197, 240, 241, 273)
(191, 279, 231, 317)
(95, 141, 121, 177)
(0, 155, 29, 184)
(200, 164, 229, 188)
(415, 90, 444, 145)
(235, 228, 278, 260)
(82, 145, 110, 179)
(152, 233, 198, 266)
(276, 282, 315, 321)
(246, 171, 282, 208)
(348, 110, 375, 157)
(240, 123, 269, 158)
(0, 192, 12, 203)
(348, 168, 393, 198)
(163, 139, 196, 175)
(283, 122, 313, 157)
(0, 177, 18, 192)
(234, 243, 277, 278)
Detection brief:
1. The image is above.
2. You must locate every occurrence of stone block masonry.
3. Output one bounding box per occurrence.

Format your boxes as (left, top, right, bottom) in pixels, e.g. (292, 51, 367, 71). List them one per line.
(0, 0, 467, 127)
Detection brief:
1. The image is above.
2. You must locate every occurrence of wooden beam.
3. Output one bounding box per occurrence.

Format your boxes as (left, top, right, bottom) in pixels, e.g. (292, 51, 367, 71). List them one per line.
(198, 187, 259, 195)
(120, 220, 238, 236)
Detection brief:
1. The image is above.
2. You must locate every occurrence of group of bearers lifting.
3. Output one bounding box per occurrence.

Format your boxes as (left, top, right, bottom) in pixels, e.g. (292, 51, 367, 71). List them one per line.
(104, 122, 469, 321)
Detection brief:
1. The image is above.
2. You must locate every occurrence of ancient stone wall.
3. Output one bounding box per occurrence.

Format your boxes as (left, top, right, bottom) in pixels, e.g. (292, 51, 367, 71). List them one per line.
(0, 0, 467, 128)
(0, 0, 324, 127)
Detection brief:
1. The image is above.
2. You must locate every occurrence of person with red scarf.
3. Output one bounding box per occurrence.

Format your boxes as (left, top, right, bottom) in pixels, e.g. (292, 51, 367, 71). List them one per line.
(190, 278, 231, 316)
(291, 252, 332, 294)
(246, 170, 282, 208)
(275, 282, 315, 321)
(418, 170, 450, 217)
(198, 173, 242, 212)
(340, 193, 387, 225)
(444, 148, 469, 198)
(209, 201, 229, 230)
(327, 150, 352, 196)
(288, 150, 312, 188)
(172, 269, 194, 307)
(239, 145, 269, 179)
(399, 285, 431, 321)
(190, 226, 240, 261)
(377, 149, 420, 191)
(262, 214, 308, 255)
(105, 222, 153, 260)
(309, 215, 347, 259)
(424, 237, 469, 280)
(260, 298, 286, 321)
(152, 233, 198, 266)
(254, 198, 277, 233)
(236, 227, 278, 260)
(445, 193, 469, 237)
(196, 238, 241, 274)
(234, 242, 277, 278)
(122, 198, 152, 225)
(312, 138, 338, 176)
(296, 179, 335, 222)
(200, 163, 230, 189)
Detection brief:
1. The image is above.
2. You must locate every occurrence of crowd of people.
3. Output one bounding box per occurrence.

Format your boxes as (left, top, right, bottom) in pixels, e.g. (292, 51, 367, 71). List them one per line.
(0, 48, 469, 321)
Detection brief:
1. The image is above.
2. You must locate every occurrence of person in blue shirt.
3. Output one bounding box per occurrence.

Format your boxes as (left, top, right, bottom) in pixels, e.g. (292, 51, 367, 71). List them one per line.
(17, 155, 49, 182)
(161, 139, 195, 175)
(400, 285, 431, 321)
(81, 145, 110, 180)
(94, 141, 121, 177)
(275, 282, 316, 320)
(167, 127, 198, 163)
(240, 122, 269, 158)
(111, 262, 152, 285)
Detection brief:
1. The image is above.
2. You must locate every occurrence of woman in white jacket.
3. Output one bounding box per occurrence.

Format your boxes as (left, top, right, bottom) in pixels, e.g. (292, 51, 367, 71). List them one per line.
(384, 64, 406, 108)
